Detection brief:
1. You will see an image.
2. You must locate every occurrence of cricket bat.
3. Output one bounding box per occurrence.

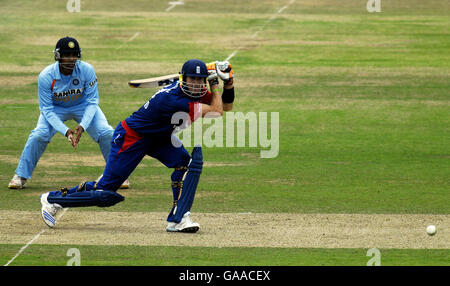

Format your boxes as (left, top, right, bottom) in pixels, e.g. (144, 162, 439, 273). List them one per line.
(128, 61, 230, 89)
(128, 73, 179, 88)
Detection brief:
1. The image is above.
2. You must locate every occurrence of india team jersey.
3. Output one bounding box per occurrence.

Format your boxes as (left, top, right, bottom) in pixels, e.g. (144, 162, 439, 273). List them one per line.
(38, 60, 98, 108)
(125, 82, 212, 136)
(37, 60, 100, 135)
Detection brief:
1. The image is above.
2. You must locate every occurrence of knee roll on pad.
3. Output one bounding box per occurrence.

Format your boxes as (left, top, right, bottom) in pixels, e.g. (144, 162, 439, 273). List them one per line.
(171, 166, 187, 182)
(187, 146, 203, 173)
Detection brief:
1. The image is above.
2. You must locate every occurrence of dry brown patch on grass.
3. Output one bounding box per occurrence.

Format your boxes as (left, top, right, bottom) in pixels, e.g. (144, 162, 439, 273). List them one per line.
(265, 178, 296, 186)
(0, 64, 44, 74)
(89, 61, 177, 76)
(28, 35, 60, 46)
(203, 161, 248, 167)
(0, 76, 36, 87)
(264, 39, 407, 48)
(292, 98, 450, 112)
(0, 153, 105, 186)
(0, 153, 105, 170)
(237, 78, 305, 88)
(239, 152, 261, 160)
(116, 189, 161, 197)
(237, 66, 449, 90)
(117, 189, 226, 200)
(30, 176, 97, 187)
(243, 66, 449, 78)
(1, 211, 448, 249)
(0, 155, 19, 165)
(36, 154, 106, 168)
(0, 98, 37, 105)
(44, 170, 72, 176)
(282, 13, 356, 23)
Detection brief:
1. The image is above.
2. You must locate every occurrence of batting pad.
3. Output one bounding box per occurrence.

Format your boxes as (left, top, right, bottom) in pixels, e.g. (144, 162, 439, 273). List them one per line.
(47, 189, 124, 208)
(167, 145, 203, 223)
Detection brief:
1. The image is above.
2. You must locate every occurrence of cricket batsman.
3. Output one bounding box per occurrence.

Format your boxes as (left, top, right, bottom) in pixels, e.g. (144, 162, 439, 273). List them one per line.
(8, 36, 129, 190)
(40, 59, 235, 233)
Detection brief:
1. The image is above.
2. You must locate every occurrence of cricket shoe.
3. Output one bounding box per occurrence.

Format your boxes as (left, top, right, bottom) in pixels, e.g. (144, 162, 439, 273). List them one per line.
(8, 174, 27, 189)
(120, 179, 130, 189)
(40, 192, 62, 228)
(96, 175, 130, 189)
(166, 212, 200, 233)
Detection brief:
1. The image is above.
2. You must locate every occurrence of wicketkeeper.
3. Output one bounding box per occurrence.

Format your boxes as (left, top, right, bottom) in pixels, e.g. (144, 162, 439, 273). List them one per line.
(40, 59, 235, 233)
(8, 37, 129, 189)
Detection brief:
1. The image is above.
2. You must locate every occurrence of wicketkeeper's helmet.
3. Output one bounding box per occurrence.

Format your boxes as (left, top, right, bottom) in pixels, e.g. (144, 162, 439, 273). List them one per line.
(179, 59, 208, 98)
(54, 36, 82, 61)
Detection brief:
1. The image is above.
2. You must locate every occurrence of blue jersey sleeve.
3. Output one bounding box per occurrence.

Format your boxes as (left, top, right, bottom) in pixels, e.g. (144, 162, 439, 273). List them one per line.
(38, 72, 69, 136)
(79, 62, 99, 130)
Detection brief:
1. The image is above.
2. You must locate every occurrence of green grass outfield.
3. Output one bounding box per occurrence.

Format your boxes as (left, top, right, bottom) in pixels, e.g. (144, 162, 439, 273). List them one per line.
(0, 0, 448, 266)
(0, 245, 448, 266)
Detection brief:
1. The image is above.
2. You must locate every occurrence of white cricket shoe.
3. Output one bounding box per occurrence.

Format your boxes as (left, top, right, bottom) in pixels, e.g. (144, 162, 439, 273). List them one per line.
(166, 212, 200, 233)
(8, 174, 27, 189)
(119, 179, 130, 189)
(96, 175, 130, 189)
(40, 193, 62, 228)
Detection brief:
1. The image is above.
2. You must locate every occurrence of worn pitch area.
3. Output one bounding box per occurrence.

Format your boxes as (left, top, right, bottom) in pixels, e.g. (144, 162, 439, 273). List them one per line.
(1, 211, 448, 249)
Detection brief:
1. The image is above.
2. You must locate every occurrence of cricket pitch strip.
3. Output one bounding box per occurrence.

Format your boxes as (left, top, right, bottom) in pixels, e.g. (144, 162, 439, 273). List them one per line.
(1, 210, 448, 249)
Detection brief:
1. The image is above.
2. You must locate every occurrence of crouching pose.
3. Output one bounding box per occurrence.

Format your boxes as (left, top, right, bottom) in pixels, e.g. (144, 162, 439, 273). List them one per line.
(9, 36, 129, 190)
(40, 59, 235, 233)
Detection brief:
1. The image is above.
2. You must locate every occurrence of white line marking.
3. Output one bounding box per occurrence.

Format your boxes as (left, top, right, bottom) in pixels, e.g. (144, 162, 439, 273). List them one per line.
(250, 31, 259, 39)
(224, 0, 295, 61)
(116, 32, 140, 50)
(127, 32, 140, 43)
(4, 208, 68, 266)
(225, 50, 238, 62)
(166, 1, 184, 12)
(271, 5, 289, 20)
(4, 230, 45, 266)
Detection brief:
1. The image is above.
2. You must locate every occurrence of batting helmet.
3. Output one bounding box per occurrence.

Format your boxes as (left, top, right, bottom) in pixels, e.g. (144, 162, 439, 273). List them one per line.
(179, 59, 208, 98)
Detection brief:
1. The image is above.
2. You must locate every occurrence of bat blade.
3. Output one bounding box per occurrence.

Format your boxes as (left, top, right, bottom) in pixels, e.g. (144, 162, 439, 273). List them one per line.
(128, 73, 179, 88)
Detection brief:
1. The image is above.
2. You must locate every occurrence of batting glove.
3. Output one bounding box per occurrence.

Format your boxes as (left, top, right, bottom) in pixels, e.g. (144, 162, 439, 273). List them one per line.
(207, 69, 219, 86)
(215, 61, 234, 84)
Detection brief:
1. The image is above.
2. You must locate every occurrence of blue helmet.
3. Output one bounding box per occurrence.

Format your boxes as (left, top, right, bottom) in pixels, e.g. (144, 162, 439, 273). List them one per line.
(179, 59, 208, 98)
(180, 59, 208, 78)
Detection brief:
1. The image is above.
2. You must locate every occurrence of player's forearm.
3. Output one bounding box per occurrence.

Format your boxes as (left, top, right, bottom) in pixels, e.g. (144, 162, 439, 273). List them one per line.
(38, 77, 69, 135)
(41, 108, 69, 136)
(79, 104, 97, 130)
(79, 84, 99, 129)
(210, 84, 223, 116)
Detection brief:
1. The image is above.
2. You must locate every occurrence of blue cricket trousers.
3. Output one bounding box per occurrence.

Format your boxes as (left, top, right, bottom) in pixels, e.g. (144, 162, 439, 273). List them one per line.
(96, 120, 191, 191)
